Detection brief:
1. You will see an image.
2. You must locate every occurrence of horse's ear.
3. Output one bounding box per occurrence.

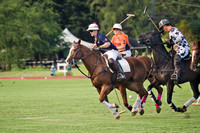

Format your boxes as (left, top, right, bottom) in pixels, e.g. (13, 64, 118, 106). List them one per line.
(78, 38, 81, 44)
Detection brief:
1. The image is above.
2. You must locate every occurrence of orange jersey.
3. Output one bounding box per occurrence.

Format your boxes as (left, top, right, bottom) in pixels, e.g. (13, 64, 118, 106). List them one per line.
(111, 32, 130, 52)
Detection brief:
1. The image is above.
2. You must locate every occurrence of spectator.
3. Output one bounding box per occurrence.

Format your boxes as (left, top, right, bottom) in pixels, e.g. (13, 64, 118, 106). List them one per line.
(50, 65, 56, 76)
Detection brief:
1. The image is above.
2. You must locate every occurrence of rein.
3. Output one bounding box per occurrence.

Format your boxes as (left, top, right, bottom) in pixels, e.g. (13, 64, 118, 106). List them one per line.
(143, 33, 172, 72)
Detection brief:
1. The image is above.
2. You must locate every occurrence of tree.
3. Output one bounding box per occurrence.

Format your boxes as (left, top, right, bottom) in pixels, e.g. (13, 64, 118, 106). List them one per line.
(0, 0, 64, 70)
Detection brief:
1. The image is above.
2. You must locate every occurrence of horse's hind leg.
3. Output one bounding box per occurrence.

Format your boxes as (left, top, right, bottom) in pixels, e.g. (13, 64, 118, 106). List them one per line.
(179, 80, 200, 112)
(99, 84, 120, 119)
(118, 85, 132, 111)
(132, 82, 148, 116)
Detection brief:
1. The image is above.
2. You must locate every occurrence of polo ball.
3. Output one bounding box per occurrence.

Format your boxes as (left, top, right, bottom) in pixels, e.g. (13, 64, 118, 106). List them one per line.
(129, 95, 132, 99)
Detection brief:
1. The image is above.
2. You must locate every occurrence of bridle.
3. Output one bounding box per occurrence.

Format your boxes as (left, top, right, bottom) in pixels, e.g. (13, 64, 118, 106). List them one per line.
(142, 32, 169, 59)
(139, 32, 173, 72)
(69, 44, 107, 79)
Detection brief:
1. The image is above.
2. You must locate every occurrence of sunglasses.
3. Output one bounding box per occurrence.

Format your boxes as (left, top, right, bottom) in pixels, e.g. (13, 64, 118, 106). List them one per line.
(89, 30, 94, 32)
(113, 28, 120, 31)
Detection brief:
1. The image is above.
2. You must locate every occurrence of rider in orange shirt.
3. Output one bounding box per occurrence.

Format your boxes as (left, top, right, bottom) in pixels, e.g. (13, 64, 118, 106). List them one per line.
(111, 23, 131, 57)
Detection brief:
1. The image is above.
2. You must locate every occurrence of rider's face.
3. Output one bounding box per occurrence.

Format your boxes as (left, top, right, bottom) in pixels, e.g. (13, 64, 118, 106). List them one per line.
(113, 29, 121, 35)
(163, 25, 167, 32)
(90, 30, 97, 37)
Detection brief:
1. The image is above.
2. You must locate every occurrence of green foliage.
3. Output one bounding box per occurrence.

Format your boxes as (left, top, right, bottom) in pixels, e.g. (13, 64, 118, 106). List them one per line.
(0, 0, 64, 70)
(89, 0, 151, 39)
(0, 0, 199, 71)
(176, 20, 198, 44)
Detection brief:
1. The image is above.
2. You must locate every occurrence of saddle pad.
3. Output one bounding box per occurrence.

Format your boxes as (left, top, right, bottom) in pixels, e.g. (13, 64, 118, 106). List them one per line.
(118, 58, 131, 72)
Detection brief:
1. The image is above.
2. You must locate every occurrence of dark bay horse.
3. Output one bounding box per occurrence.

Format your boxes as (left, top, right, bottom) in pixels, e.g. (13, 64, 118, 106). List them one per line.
(190, 41, 200, 72)
(138, 31, 200, 112)
(66, 39, 148, 119)
(137, 56, 163, 113)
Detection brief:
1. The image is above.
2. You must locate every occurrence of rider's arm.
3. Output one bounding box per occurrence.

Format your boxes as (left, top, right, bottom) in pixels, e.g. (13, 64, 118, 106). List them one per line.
(117, 45, 125, 50)
(100, 42, 111, 48)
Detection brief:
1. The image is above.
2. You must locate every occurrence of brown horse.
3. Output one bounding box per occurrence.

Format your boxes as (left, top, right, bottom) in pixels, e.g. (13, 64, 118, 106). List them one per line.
(190, 41, 200, 72)
(66, 39, 148, 119)
(138, 31, 200, 112)
(137, 56, 163, 113)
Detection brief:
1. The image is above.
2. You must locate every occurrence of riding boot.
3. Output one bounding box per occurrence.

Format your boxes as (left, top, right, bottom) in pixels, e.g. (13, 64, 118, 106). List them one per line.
(108, 58, 126, 81)
(171, 54, 182, 83)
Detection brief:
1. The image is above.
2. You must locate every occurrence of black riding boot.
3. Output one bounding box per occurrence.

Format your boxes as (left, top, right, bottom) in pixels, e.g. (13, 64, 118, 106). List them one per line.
(108, 58, 126, 81)
(171, 54, 182, 83)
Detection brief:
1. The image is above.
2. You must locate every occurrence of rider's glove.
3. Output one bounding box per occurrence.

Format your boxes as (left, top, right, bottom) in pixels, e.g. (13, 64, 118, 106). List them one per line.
(165, 39, 174, 48)
(94, 47, 100, 50)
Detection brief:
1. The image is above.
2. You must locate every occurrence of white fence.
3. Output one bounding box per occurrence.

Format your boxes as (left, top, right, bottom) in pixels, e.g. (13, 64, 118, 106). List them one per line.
(57, 63, 67, 76)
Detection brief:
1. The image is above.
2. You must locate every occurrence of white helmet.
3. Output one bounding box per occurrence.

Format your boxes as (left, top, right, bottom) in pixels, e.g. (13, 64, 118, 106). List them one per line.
(86, 23, 99, 31)
(112, 23, 122, 30)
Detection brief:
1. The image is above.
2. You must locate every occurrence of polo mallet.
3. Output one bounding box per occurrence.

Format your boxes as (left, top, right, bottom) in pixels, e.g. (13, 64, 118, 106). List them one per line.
(106, 14, 135, 36)
(114, 89, 126, 114)
(143, 6, 166, 41)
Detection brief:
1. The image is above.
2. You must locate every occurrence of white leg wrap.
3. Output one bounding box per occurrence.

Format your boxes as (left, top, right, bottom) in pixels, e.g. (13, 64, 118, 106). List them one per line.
(132, 95, 141, 112)
(102, 101, 112, 108)
(102, 101, 118, 116)
(184, 97, 196, 107)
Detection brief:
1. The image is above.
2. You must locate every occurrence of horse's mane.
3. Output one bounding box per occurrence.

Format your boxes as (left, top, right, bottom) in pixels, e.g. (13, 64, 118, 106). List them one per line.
(149, 30, 170, 59)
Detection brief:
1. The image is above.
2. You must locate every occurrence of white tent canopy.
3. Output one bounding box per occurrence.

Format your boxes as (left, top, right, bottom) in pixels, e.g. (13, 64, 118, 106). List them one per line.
(62, 28, 92, 48)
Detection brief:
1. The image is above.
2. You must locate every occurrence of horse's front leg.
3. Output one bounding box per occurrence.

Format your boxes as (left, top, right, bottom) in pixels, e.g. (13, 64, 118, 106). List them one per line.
(178, 80, 200, 112)
(147, 82, 162, 113)
(96, 87, 109, 102)
(99, 84, 120, 119)
(154, 81, 163, 113)
(166, 83, 181, 112)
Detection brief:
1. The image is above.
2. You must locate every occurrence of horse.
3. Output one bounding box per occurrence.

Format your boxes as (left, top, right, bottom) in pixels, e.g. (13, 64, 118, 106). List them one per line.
(190, 41, 200, 72)
(137, 56, 163, 113)
(66, 39, 148, 119)
(137, 31, 200, 112)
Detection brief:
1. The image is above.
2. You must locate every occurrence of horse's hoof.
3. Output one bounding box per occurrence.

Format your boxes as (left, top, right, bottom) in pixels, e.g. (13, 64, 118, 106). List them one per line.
(156, 107, 161, 113)
(115, 115, 120, 120)
(139, 109, 144, 115)
(131, 111, 137, 116)
(156, 100, 162, 106)
(178, 107, 187, 113)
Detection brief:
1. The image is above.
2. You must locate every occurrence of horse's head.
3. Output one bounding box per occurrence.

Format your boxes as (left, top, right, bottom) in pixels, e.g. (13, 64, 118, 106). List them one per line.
(65, 39, 84, 66)
(137, 30, 162, 48)
(190, 41, 200, 71)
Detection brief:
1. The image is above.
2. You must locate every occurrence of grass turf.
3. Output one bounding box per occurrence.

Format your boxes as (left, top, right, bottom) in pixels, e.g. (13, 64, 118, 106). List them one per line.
(0, 79, 199, 133)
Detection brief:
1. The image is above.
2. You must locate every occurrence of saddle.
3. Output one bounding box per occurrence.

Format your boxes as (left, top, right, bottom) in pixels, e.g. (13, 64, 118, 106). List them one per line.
(103, 55, 131, 73)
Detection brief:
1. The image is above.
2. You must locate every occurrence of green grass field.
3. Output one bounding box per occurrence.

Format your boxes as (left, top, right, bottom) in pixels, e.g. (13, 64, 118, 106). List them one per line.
(0, 65, 86, 77)
(0, 79, 199, 133)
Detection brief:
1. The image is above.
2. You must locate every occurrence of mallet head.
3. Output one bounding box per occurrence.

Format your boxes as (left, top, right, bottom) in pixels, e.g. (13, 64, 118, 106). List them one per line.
(127, 14, 135, 17)
(143, 6, 148, 16)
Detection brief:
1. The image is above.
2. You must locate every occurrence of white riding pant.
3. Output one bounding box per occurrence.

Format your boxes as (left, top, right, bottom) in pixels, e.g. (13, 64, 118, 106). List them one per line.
(104, 50, 118, 61)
